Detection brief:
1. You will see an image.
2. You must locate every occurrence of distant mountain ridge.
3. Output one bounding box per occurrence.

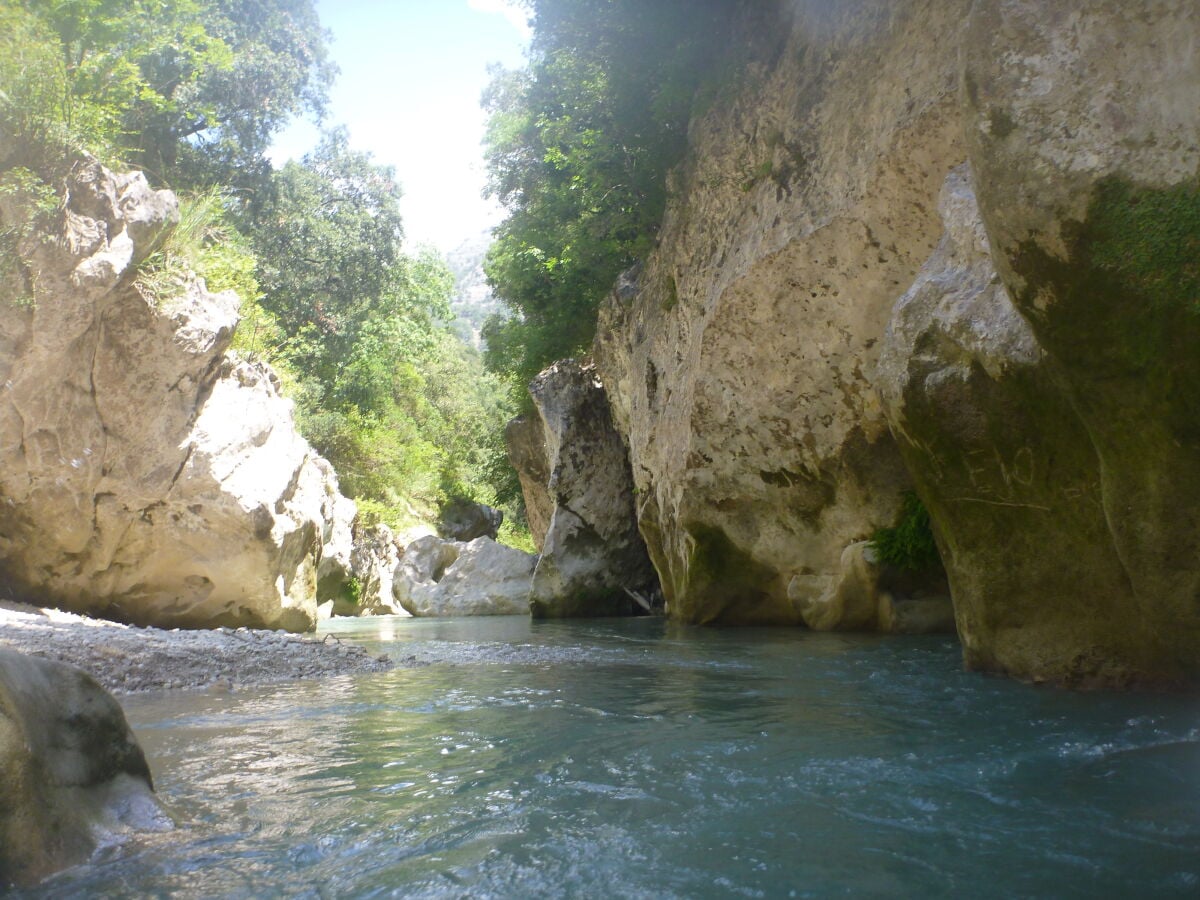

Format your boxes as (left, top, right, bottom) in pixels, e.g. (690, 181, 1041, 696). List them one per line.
(445, 230, 504, 347)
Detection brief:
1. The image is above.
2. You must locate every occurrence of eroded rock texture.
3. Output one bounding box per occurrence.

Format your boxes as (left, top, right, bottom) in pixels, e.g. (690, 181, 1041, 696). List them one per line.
(526, 360, 658, 618)
(0, 159, 352, 631)
(0, 649, 171, 887)
(505, 414, 552, 551)
(393, 535, 536, 617)
(911, 0, 1199, 686)
(594, 0, 967, 624)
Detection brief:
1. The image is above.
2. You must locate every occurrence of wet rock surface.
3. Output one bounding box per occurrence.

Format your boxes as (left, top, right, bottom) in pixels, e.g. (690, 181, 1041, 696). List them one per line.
(0, 648, 172, 887)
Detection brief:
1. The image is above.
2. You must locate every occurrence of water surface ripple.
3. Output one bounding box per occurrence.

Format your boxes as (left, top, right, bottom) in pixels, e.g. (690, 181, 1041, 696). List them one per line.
(23, 617, 1200, 898)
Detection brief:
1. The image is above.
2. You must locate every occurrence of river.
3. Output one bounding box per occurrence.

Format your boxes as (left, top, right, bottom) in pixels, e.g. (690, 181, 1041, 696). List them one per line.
(20, 616, 1200, 898)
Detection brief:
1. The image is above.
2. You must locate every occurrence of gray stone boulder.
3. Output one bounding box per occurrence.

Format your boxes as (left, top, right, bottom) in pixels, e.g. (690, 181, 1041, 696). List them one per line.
(0, 649, 171, 887)
(525, 360, 659, 618)
(505, 414, 552, 550)
(393, 535, 536, 617)
(437, 497, 503, 542)
(0, 157, 354, 631)
(346, 522, 409, 617)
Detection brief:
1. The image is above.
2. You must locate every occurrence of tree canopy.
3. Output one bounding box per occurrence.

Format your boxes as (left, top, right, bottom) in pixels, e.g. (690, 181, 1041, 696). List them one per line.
(481, 0, 736, 394)
(0, 0, 332, 190)
(1, 0, 526, 537)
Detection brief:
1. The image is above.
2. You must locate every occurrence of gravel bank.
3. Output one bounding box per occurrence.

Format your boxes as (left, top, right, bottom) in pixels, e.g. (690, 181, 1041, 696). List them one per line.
(0, 601, 393, 693)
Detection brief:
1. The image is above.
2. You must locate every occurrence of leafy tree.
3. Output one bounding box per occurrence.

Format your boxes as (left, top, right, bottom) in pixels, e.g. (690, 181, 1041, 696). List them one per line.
(244, 131, 516, 527)
(482, 0, 736, 392)
(0, 0, 331, 189)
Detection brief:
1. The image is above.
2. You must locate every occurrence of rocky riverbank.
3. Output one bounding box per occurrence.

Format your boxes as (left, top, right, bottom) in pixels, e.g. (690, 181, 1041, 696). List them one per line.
(0, 600, 393, 694)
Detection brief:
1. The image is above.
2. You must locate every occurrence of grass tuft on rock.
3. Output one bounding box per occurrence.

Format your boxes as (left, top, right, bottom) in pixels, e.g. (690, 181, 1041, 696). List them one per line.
(870, 491, 941, 571)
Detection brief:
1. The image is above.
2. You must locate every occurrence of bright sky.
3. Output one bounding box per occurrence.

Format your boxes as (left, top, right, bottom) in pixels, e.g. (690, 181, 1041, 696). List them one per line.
(268, 0, 530, 253)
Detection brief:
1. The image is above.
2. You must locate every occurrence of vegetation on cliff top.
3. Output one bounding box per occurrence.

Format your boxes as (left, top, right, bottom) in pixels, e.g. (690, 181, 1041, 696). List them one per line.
(481, 0, 737, 396)
(0, 0, 522, 534)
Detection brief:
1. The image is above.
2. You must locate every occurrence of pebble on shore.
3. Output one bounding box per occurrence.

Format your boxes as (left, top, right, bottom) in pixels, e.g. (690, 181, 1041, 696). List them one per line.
(0, 600, 393, 693)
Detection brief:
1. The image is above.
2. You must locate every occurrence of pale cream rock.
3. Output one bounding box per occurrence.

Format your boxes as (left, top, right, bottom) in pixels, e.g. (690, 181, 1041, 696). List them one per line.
(594, 0, 968, 624)
(0, 159, 353, 630)
(393, 535, 536, 617)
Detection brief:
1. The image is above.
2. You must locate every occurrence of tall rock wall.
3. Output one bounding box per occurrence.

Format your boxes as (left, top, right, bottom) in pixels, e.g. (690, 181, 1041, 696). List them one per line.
(593, 0, 1199, 684)
(900, 0, 1197, 686)
(594, 0, 968, 624)
(0, 158, 353, 631)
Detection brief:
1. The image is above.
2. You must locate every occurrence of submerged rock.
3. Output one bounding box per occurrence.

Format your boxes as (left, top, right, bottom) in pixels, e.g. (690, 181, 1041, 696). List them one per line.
(525, 360, 659, 618)
(393, 535, 536, 617)
(0, 158, 352, 631)
(0, 649, 171, 887)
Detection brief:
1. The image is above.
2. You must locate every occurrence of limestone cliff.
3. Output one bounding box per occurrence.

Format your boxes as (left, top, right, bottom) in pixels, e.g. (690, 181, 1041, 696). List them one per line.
(594, 0, 965, 625)
(591, 0, 1199, 684)
(878, 2, 1200, 687)
(0, 158, 355, 631)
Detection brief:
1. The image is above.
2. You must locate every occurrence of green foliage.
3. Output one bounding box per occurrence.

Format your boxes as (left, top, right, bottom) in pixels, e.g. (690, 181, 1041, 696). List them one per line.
(136, 188, 259, 308)
(870, 492, 941, 572)
(241, 132, 520, 524)
(1084, 177, 1200, 315)
(0, 0, 331, 188)
(0, 166, 57, 306)
(482, 0, 737, 390)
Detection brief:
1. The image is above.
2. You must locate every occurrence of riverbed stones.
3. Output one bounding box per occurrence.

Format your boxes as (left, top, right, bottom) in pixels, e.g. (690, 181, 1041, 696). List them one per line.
(525, 360, 659, 618)
(593, 0, 965, 624)
(0, 648, 172, 887)
(0, 158, 353, 631)
(393, 535, 537, 617)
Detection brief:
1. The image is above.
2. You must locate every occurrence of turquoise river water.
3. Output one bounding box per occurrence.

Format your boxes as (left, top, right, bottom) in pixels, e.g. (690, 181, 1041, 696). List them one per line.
(18, 616, 1200, 898)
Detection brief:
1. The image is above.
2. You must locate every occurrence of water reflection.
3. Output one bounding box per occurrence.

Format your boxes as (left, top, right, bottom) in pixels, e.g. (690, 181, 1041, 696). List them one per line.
(20, 617, 1200, 899)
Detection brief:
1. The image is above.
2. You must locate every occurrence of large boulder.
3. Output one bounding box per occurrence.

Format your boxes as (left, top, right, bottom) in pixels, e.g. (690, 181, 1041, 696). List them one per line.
(526, 360, 659, 618)
(346, 522, 409, 617)
(0, 649, 171, 887)
(505, 414, 552, 550)
(909, 0, 1199, 686)
(0, 158, 352, 631)
(437, 497, 503, 543)
(593, 0, 967, 624)
(393, 535, 537, 617)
